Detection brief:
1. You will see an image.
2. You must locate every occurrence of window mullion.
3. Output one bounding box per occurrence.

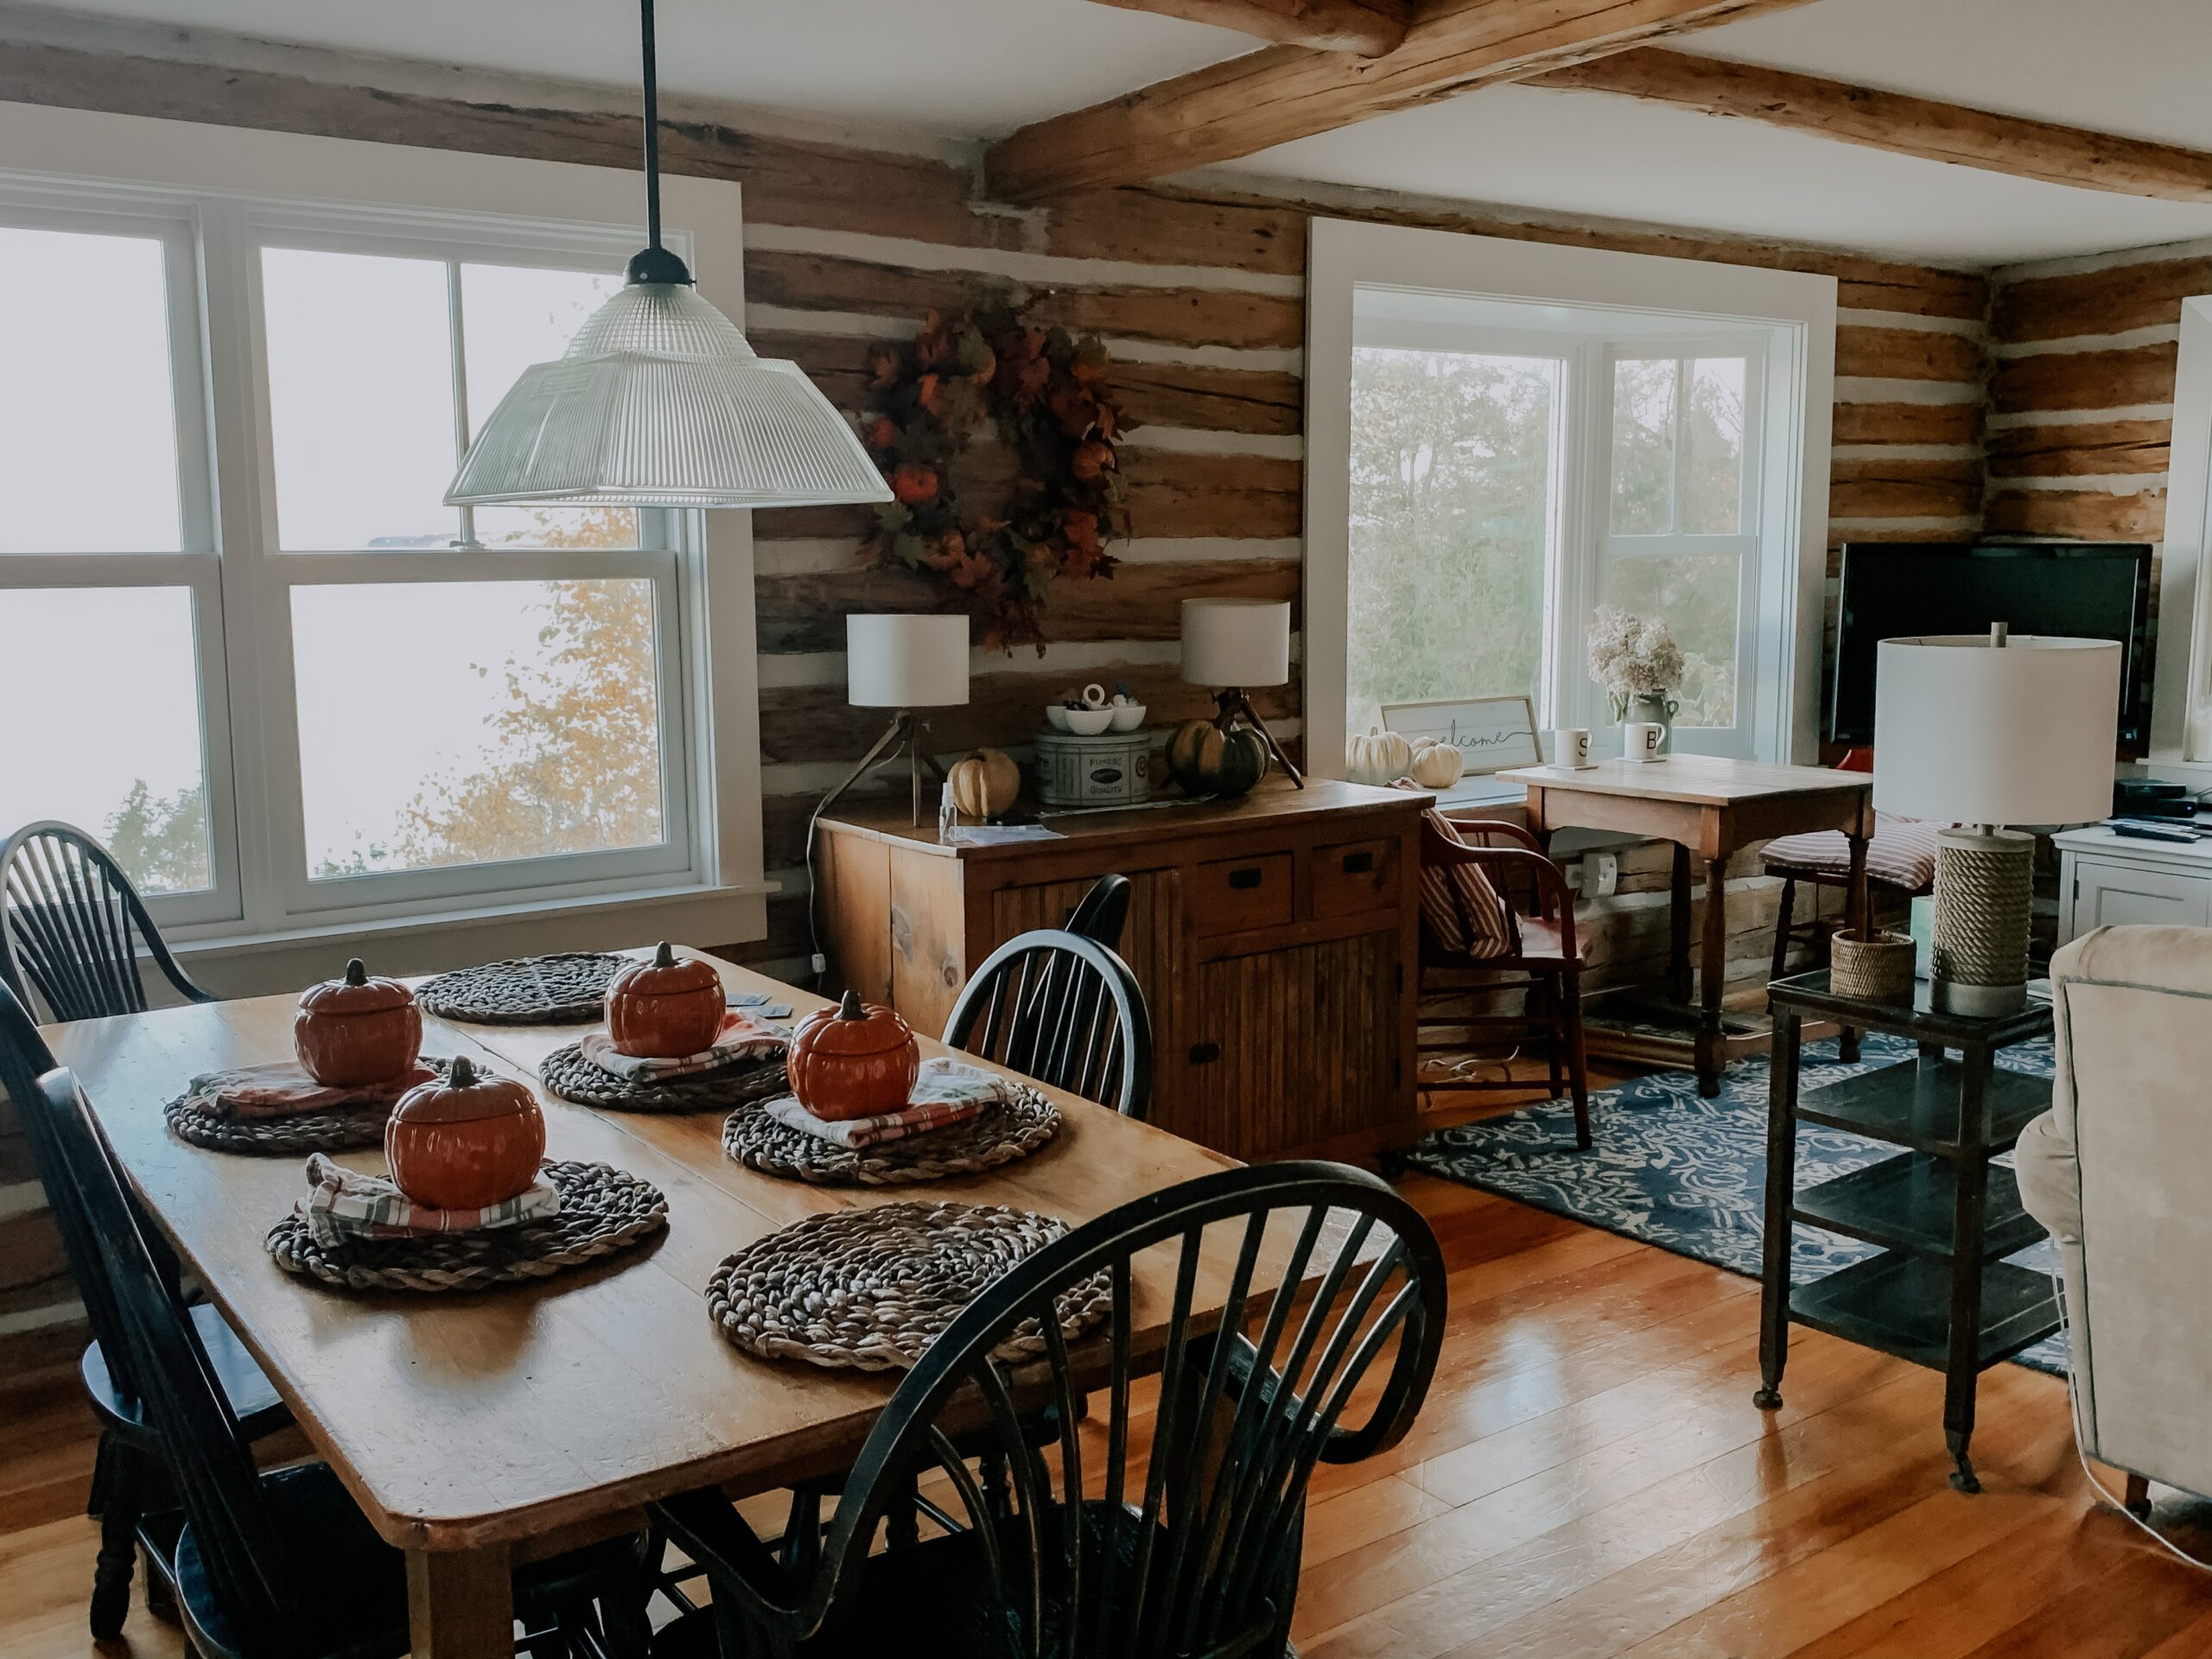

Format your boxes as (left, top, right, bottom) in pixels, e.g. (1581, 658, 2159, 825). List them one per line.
(197, 197, 292, 931)
(446, 259, 476, 550)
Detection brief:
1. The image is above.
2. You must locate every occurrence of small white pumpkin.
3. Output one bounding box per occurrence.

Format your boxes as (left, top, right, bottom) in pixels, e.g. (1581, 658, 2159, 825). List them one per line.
(1346, 726, 1413, 786)
(1407, 738, 1465, 791)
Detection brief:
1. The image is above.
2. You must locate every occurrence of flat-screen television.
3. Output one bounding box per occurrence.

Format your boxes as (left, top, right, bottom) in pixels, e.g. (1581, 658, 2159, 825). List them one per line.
(1828, 542, 2153, 754)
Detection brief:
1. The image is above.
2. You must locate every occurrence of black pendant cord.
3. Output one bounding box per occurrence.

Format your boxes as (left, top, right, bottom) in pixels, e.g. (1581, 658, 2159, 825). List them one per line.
(640, 0, 662, 251)
(625, 0, 691, 285)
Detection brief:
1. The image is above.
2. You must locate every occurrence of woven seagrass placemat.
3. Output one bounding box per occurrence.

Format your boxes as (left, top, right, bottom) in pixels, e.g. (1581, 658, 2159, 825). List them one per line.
(165, 1058, 455, 1155)
(721, 1085, 1061, 1185)
(707, 1200, 1111, 1370)
(265, 1160, 668, 1294)
(416, 953, 627, 1025)
(539, 1046, 791, 1113)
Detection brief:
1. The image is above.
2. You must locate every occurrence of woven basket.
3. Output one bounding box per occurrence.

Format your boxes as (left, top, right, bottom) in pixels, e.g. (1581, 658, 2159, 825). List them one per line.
(1830, 928, 1916, 1002)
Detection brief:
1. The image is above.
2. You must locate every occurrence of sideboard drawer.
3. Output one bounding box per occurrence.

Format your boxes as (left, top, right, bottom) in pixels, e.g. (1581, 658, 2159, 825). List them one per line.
(1193, 852, 1294, 934)
(1310, 837, 1397, 919)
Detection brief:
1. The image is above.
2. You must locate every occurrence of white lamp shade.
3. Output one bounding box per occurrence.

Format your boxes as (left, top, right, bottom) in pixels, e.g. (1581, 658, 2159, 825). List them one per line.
(447, 282, 893, 509)
(1873, 635, 2120, 826)
(1182, 598, 1291, 687)
(846, 613, 970, 708)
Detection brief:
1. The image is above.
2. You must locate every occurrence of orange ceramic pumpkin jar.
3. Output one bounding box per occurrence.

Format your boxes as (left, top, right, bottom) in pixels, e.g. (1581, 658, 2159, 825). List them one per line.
(605, 943, 727, 1058)
(294, 958, 422, 1088)
(788, 991, 920, 1122)
(385, 1056, 546, 1211)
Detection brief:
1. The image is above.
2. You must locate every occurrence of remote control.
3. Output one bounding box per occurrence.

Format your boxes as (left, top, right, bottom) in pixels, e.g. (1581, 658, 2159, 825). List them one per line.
(2111, 820, 2200, 844)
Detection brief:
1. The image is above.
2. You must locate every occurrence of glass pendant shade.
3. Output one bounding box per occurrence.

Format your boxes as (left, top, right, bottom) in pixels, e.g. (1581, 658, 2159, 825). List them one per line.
(446, 278, 891, 510)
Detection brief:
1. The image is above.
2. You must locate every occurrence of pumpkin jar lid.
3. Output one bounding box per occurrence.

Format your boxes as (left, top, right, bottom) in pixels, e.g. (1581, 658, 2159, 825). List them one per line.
(392, 1056, 537, 1125)
(800, 990, 915, 1058)
(611, 942, 724, 998)
(298, 957, 415, 1014)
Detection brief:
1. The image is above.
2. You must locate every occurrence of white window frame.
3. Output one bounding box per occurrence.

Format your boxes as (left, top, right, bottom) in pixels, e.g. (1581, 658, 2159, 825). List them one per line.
(1587, 334, 1770, 756)
(2151, 294, 2212, 770)
(1308, 218, 1836, 778)
(0, 102, 770, 976)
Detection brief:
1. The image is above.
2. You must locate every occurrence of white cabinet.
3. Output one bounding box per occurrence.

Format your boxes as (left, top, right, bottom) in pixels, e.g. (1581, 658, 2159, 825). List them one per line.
(2056, 828, 2212, 947)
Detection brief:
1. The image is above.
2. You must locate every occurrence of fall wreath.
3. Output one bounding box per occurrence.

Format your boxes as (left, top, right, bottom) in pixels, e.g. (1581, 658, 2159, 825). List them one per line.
(859, 308, 1127, 652)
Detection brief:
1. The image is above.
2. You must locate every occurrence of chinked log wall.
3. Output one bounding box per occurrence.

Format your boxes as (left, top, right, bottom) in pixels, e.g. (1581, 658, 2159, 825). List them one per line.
(1984, 241, 2192, 545)
(0, 37, 1988, 1390)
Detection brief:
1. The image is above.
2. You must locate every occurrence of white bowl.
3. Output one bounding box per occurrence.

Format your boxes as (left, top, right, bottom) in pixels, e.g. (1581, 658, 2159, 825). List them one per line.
(1064, 708, 1115, 735)
(1108, 702, 1147, 732)
(1045, 704, 1072, 732)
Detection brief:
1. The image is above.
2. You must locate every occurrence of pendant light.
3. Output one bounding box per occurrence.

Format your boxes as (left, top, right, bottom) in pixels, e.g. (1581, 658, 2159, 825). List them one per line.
(446, 0, 891, 509)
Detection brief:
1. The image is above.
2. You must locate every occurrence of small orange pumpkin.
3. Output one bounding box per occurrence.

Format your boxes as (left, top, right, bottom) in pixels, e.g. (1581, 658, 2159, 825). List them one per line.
(294, 958, 422, 1088)
(604, 943, 726, 1058)
(385, 1055, 546, 1211)
(788, 991, 920, 1122)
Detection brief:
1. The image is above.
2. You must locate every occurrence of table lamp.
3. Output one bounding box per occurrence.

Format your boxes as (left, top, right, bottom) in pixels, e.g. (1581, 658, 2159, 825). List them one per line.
(1873, 626, 2120, 1015)
(823, 613, 970, 825)
(1182, 597, 1302, 788)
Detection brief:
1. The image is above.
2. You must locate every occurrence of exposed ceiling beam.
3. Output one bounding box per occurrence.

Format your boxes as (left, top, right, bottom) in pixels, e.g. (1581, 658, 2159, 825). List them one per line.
(1529, 48, 2212, 203)
(984, 0, 1817, 201)
(1083, 0, 1410, 57)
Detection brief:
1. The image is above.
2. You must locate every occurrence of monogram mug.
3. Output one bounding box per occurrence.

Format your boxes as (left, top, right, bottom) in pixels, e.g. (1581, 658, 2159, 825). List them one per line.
(1552, 728, 1592, 768)
(1623, 721, 1664, 762)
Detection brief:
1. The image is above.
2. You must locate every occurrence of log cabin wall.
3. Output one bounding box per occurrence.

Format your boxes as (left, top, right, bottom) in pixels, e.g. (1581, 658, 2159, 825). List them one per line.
(0, 32, 1987, 1387)
(1985, 239, 2188, 545)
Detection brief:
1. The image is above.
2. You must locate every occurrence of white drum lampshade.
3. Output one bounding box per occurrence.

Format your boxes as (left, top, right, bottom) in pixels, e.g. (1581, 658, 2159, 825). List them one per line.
(1181, 599, 1291, 689)
(846, 613, 970, 709)
(1874, 632, 2121, 1015)
(1873, 634, 2120, 827)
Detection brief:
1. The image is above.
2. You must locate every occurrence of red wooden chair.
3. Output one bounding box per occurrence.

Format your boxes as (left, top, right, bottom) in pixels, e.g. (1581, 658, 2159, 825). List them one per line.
(1414, 811, 1592, 1150)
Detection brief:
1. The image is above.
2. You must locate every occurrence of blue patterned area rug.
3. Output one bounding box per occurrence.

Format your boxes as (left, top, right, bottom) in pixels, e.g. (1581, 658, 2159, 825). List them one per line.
(1397, 1031, 2069, 1376)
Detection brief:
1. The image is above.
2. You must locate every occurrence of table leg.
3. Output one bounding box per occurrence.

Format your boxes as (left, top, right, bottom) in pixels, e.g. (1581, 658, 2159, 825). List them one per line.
(1669, 844, 1694, 1005)
(1756, 1009, 1802, 1409)
(1696, 855, 1729, 1096)
(1943, 1047, 1993, 1495)
(1840, 828, 1872, 1064)
(408, 1545, 513, 1659)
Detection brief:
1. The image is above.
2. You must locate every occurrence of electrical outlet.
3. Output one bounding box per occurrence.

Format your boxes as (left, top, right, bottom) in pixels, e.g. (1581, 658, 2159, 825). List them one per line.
(1590, 850, 1619, 898)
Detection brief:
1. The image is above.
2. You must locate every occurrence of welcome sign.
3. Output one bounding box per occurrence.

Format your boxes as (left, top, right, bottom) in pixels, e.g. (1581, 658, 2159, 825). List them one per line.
(1380, 696, 1542, 777)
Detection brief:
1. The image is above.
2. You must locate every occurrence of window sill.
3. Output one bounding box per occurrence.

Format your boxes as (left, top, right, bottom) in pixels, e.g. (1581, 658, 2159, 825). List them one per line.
(173, 880, 777, 1000)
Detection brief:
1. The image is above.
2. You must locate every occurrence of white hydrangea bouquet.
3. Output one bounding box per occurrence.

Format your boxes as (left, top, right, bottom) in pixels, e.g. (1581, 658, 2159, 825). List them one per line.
(1586, 606, 1685, 721)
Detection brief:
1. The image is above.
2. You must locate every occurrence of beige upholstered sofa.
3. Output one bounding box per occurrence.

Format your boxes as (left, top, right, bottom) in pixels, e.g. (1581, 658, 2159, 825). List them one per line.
(2016, 925, 2212, 1509)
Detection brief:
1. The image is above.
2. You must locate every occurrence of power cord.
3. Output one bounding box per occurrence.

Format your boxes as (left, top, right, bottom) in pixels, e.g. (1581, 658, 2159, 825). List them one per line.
(2051, 1274, 2212, 1572)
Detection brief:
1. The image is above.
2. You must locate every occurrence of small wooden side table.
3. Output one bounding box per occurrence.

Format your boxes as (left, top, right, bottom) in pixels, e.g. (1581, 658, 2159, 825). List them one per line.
(1499, 756, 1874, 1095)
(1758, 970, 2060, 1493)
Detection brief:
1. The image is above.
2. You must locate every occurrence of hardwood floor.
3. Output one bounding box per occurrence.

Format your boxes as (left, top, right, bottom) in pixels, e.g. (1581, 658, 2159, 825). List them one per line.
(3, 1072, 2209, 1657)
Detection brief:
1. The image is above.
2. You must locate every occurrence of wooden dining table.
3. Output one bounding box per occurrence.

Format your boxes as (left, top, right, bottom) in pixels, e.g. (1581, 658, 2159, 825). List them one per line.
(40, 947, 1266, 1658)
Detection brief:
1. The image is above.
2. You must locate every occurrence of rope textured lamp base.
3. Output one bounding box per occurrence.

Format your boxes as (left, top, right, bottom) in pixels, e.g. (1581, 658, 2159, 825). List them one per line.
(1930, 828, 2034, 1016)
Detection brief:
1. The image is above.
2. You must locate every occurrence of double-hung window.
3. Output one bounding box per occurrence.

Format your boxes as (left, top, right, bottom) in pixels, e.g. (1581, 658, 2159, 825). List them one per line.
(1344, 314, 1770, 760)
(0, 105, 764, 959)
(1596, 340, 1766, 739)
(1308, 219, 1836, 779)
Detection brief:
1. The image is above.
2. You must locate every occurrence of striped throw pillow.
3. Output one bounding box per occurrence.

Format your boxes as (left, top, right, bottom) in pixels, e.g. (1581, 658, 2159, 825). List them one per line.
(1419, 810, 1518, 962)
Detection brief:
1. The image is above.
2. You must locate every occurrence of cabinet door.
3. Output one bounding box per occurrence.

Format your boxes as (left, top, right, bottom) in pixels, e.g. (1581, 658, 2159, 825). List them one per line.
(2069, 857, 2212, 936)
(990, 868, 1183, 1058)
(1180, 931, 1401, 1157)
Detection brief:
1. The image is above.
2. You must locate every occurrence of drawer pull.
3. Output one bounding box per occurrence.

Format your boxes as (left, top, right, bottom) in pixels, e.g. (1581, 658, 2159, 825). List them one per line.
(1227, 867, 1265, 890)
(1340, 851, 1375, 875)
(1189, 1042, 1222, 1065)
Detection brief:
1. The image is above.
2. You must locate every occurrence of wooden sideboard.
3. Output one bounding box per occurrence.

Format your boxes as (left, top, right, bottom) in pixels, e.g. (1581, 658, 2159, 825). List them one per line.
(812, 780, 1424, 1158)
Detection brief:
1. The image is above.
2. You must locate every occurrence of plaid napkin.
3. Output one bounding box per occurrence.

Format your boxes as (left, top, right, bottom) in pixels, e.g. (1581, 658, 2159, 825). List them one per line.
(579, 1008, 791, 1083)
(760, 1056, 1016, 1149)
(193, 1059, 437, 1122)
(296, 1154, 560, 1249)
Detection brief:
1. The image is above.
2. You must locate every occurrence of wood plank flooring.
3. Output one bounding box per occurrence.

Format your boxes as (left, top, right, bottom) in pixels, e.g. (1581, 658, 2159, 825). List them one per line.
(3, 1073, 2209, 1657)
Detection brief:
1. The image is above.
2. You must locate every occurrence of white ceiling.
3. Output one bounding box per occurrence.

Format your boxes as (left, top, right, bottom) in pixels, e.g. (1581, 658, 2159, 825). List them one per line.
(23, 0, 2212, 268)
